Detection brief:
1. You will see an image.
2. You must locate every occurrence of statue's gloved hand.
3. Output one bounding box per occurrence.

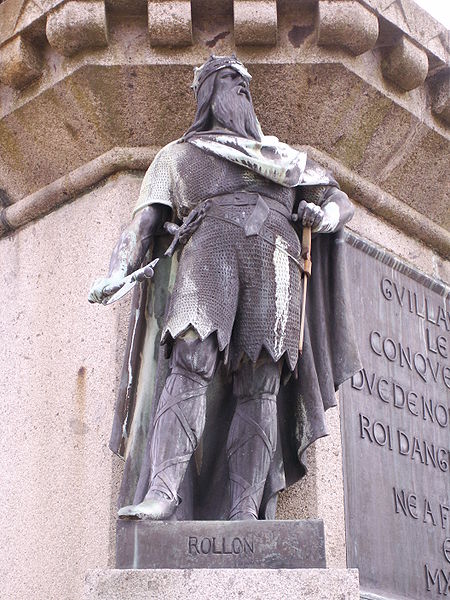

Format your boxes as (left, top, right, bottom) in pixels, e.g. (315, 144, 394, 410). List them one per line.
(88, 276, 125, 304)
(296, 200, 324, 229)
(131, 265, 155, 283)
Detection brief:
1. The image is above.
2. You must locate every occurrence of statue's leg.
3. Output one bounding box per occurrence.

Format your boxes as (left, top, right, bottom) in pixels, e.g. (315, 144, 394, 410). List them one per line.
(118, 332, 218, 520)
(227, 356, 280, 521)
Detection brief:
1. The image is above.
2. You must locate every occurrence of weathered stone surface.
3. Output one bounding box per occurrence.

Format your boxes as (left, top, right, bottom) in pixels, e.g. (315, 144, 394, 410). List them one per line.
(0, 64, 194, 204)
(0, 173, 139, 600)
(430, 70, 450, 126)
(381, 35, 429, 91)
(0, 0, 447, 68)
(348, 203, 449, 282)
(105, 0, 147, 13)
(148, 1, 193, 47)
(46, 0, 108, 57)
(0, 0, 62, 47)
(365, 0, 448, 66)
(234, 0, 277, 47)
(0, 58, 448, 243)
(0, 147, 158, 237)
(303, 146, 450, 258)
(0, 34, 42, 89)
(277, 401, 347, 569)
(116, 520, 326, 569)
(83, 568, 360, 600)
(317, 0, 379, 56)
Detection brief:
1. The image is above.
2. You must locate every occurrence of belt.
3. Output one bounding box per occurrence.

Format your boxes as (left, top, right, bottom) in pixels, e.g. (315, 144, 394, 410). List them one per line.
(205, 192, 305, 272)
(165, 191, 304, 272)
(209, 191, 293, 220)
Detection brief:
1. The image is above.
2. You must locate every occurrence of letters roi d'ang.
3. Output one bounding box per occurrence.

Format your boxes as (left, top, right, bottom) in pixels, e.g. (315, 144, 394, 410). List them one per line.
(352, 357, 449, 473)
(351, 276, 450, 473)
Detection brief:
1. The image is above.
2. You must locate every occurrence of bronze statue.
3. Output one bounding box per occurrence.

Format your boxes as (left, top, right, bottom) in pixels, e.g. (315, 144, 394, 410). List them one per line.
(89, 55, 361, 521)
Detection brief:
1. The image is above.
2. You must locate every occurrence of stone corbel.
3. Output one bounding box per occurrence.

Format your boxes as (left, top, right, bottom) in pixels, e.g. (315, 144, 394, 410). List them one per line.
(429, 70, 450, 126)
(46, 0, 108, 57)
(234, 0, 277, 47)
(0, 34, 43, 89)
(381, 35, 429, 92)
(317, 0, 379, 56)
(148, 1, 193, 47)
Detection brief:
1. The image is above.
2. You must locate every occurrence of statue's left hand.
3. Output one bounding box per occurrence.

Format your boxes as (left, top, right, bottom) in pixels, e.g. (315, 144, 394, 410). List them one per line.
(297, 200, 324, 229)
(131, 264, 155, 282)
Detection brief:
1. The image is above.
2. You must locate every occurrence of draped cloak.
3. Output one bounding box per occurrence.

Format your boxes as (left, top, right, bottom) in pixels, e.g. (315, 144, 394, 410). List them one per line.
(109, 135, 362, 519)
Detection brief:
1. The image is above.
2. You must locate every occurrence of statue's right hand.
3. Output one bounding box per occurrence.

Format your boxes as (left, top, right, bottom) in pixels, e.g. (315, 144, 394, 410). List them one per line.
(88, 276, 125, 304)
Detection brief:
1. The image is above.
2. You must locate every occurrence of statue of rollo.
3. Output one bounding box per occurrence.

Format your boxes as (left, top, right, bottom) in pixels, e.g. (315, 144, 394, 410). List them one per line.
(89, 55, 361, 522)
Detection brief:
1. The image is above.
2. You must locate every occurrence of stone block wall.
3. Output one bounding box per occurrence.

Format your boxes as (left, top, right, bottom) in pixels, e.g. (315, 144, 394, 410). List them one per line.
(0, 174, 139, 599)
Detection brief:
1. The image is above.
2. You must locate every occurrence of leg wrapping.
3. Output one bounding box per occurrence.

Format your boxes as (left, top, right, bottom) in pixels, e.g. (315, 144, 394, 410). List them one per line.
(227, 358, 280, 520)
(147, 334, 218, 502)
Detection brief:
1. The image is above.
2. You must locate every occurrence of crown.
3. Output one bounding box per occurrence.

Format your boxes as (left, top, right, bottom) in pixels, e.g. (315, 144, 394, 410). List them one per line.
(191, 54, 252, 98)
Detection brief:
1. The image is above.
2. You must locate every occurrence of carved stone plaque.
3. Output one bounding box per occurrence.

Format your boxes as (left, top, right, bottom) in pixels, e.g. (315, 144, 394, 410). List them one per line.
(116, 520, 325, 569)
(341, 233, 450, 600)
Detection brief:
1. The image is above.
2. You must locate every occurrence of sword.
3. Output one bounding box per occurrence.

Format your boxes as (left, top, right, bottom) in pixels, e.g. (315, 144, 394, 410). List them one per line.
(298, 226, 312, 354)
(103, 257, 160, 305)
(102, 217, 187, 306)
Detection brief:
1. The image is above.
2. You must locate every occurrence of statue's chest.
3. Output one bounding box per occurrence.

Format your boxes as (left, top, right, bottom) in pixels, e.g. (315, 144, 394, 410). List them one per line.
(173, 152, 294, 219)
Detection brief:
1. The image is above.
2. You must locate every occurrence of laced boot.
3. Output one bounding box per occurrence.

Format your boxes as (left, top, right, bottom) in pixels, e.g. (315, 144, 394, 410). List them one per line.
(227, 359, 280, 520)
(118, 334, 218, 520)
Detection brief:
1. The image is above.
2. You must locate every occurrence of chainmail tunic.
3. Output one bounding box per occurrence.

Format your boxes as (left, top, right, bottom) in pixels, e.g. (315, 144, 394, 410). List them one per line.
(135, 141, 330, 372)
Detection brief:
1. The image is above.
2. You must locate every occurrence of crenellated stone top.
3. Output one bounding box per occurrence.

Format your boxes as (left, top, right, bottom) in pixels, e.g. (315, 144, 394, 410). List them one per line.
(0, 0, 448, 124)
(0, 0, 448, 254)
(0, 0, 448, 94)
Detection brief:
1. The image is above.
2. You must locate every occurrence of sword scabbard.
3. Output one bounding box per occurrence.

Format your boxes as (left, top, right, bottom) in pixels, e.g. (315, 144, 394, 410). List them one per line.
(299, 226, 312, 354)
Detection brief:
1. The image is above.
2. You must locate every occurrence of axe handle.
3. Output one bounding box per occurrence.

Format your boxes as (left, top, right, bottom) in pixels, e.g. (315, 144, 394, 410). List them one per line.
(299, 226, 312, 354)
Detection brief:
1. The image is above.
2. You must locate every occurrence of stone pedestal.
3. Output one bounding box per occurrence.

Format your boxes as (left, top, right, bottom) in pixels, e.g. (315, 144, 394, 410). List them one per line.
(116, 520, 326, 569)
(85, 520, 361, 599)
(84, 568, 360, 600)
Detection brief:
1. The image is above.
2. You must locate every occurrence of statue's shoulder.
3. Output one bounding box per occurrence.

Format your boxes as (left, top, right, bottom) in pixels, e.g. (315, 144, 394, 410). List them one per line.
(302, 157, 339, 189)
(143, 140, 185, 176)
(159, 139, 192, 156)
(143, 140, 204, 189)
(152, 139, 197, 167)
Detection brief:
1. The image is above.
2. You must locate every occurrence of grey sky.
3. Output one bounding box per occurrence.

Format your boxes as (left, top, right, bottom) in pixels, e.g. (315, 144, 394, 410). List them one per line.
(412, 0, 450, 28)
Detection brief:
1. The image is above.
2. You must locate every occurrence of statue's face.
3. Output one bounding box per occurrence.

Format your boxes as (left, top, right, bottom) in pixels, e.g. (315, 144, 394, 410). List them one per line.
(213, 67, 251, 102)
(209, 67, 261, 140)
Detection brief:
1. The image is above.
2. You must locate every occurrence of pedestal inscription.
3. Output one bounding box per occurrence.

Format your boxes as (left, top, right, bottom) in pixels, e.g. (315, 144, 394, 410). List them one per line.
(342, 233, 450, 600)
(115, 520, 325, 569)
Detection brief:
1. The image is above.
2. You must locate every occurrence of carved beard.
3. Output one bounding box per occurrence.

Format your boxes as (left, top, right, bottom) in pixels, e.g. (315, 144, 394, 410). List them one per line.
(211, 87, 261, 141)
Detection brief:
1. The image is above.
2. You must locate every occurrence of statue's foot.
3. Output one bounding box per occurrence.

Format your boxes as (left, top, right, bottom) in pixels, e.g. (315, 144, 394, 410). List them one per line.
(118, 492, 177, 520)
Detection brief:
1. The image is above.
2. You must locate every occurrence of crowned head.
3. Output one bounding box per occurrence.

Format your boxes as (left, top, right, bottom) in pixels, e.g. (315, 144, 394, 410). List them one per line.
(184, 55, 262, 141)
